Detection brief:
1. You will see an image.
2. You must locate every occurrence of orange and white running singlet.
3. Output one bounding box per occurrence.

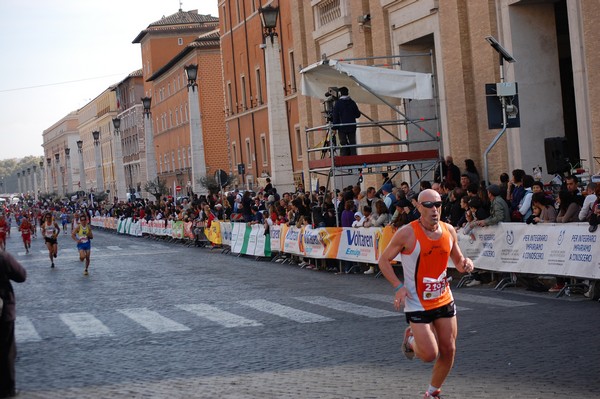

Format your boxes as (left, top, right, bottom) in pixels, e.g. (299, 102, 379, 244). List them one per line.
(401, 220, 454, 313)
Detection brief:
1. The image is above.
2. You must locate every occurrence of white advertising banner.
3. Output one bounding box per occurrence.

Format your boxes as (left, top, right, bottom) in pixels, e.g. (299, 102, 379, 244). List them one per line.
(457, 223, 600, 279)
(336, 227, 382, 264)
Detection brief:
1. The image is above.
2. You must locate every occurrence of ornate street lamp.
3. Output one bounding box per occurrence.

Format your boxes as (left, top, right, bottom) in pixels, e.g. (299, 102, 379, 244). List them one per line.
(112, 117, 127, 201)
(184, 64, 198, 89)
(259, 5, 279, 43)
(76, 140, 83, 152)
(92, 130, 100, 145)
(141, 97, 152, 118)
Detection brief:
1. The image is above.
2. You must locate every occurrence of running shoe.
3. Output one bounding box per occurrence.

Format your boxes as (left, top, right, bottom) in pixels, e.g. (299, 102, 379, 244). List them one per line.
(424, 390, 442, 398)
(402, 326, 415, 360)
(84, 269, 89, 276)
(51, 262, 55, 268)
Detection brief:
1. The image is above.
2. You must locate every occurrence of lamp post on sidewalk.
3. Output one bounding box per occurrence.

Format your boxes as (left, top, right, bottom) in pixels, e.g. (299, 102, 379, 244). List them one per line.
(46, 158, 52, 193)
(39, 160, 45, 195)
(259, 4, 295, 193)
(112, 117, 127, 202)
(185, 63, 207, 194)
(65, 147, 73, 194)
(54, 153, 63, 197)
(92, 130, 104, 192)
(32, 165, 38, 201)
(142, 97, 157, 186)
(76, 140, 86, 192)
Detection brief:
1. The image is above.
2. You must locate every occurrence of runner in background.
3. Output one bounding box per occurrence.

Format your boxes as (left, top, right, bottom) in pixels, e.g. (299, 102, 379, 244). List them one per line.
(0, 214, 7, 251)
(18, 214, 34, 254)
(41, 212, 60, 268)
(71, 214, 93, 276)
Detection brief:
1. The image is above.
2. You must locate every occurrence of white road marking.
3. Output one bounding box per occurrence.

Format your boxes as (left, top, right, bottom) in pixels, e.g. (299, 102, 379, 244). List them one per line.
(59, 312, 113, 338)
(452, 292, 535, 307)
(294, 296, 400, 318)
(241, 299, 333, 323)
(106, 246, 122, 250)
(354, 293, 471, 311)
(15, 317, 42, 343)
(117, 308, 191, 333)
(177, 304, 262, 327)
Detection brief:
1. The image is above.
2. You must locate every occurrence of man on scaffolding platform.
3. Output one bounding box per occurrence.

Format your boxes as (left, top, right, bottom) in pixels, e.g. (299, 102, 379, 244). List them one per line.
(332, 86, 361, 156)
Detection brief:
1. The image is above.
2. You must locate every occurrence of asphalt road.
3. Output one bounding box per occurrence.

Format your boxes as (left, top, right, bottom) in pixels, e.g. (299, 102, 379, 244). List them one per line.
(4, 227, 599, 399)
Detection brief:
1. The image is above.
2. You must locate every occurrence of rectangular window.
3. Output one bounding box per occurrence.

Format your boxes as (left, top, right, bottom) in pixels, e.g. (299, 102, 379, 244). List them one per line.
(178, 149, 181, 169)
(289, 51, 297, 93)
(178, 38, 183, 45)
(175, 109, 179, 125)
(240, 75, 247, 111)
(187, 147, 191, 169)
(169, 111, 173, 128)
(226, 82, 233, 115)
(245, 139, 252, 168)
(255, 67, 263, 105)
(295, 126, 303, 158)
(232, 142, 237, 167)
(222, 6, 227, 32)
(260, 134, 268, 166)
(171, 151, 175, 171)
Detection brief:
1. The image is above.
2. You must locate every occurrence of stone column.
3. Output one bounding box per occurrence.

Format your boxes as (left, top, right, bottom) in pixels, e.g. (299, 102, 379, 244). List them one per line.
(187, 79, 207, 194)
(264, 35, 295, 193)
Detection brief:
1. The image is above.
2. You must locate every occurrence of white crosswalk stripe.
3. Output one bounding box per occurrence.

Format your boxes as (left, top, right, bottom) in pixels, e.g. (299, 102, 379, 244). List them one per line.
(59, 312, 114, 338)
(118, 308, 191, 333)
(16, 293, 533, 343)
(240, 299, 333, 323)
(452, 292, 535, 307)
(177, 304, 262, 328)
(294, 296, 400, 318)
(354, 293, 472, 311)
(16, 317, 42, 343)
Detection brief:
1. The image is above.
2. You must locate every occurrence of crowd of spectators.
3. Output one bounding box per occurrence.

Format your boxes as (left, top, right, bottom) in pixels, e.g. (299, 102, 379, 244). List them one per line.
(6, 156, 597, 295)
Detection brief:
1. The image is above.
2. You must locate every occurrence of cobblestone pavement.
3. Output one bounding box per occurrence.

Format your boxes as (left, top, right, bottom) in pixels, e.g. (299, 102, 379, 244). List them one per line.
(4, 227, 599, 398)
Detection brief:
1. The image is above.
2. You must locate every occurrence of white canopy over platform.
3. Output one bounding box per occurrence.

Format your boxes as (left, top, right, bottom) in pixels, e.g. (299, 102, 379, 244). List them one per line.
(300, 60, 433, 105)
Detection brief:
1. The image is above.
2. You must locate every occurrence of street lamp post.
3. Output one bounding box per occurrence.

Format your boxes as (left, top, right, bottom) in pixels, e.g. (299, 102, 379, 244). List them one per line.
(39, 161, 45, 195)
(65, 147, 73, 194)
(32, 165, 38, 201)
(92, 131, 104, 192)
(185, 64, 207, 194)
(142, 97, 157, 186)
(76, 140, 86, 192)
(46, 158, 52, 193)
(54, 153, 63, 197)
(259, 4, 295, 193)
(112, 117, 127, 202)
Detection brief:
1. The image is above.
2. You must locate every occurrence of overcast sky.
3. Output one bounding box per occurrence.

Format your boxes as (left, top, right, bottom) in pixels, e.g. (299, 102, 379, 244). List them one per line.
(0, 0, 219, 161)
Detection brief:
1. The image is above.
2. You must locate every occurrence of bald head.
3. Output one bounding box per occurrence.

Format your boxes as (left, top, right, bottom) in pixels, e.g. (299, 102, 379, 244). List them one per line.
(418, 189, 441, 203)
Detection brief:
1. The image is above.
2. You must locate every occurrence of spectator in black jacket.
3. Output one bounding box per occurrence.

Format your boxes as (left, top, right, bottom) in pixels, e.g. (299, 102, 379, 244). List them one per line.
(332, 87, 361, 156)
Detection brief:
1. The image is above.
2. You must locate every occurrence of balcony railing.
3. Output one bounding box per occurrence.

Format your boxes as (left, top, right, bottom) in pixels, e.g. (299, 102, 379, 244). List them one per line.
(315, 0, 343, 29)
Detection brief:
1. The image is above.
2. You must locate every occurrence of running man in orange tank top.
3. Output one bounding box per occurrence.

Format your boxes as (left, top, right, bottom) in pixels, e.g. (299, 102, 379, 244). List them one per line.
(378, 189, 475, 399)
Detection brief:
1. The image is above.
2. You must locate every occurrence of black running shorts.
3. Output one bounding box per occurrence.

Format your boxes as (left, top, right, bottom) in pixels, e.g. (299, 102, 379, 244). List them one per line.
(405, 301, 456, 324)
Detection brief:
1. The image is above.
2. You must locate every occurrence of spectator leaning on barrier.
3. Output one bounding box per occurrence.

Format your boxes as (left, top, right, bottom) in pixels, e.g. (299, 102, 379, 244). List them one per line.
(556, 190, 582, 223)
(477, 184, 511, 227)
(517, 175, 535, 221)
(579, 183, 597, 222)
(529, 192, 557, 224)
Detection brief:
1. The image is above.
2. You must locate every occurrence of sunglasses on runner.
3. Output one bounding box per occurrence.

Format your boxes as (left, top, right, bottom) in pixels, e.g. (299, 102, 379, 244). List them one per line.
(420, 201, 443, 209)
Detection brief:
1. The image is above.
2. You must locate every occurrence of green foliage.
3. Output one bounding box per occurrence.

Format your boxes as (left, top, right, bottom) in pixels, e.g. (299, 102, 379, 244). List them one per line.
(0, 156, 44, 178)
(144, 178, 169, 203)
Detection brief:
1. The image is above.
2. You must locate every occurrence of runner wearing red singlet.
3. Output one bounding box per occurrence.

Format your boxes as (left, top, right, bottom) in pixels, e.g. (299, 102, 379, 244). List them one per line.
(0, 213, 7, 251)
(19, 214, 34, 254)
(378, 189, 475, 399)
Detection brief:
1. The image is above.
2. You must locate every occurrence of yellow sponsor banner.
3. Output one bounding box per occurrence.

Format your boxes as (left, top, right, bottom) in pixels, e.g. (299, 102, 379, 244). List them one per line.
(205, 221, 223, 245)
